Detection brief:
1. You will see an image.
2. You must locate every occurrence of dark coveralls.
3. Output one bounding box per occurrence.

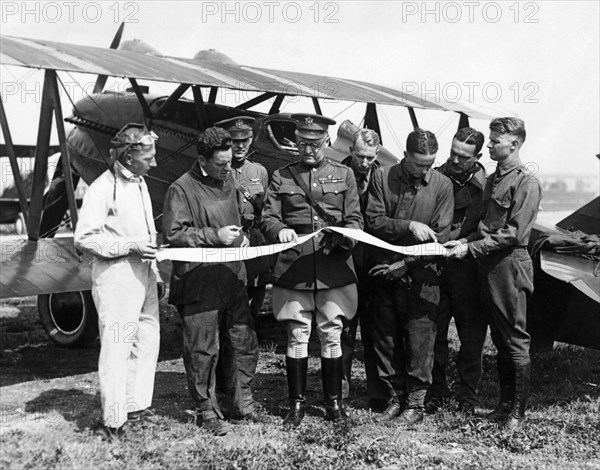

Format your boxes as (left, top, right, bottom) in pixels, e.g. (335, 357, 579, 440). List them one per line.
(232, 158, 270, 317)
(163, 161, 259, 420)
(365, 161, 453, 408)
(431, 162, 487, 406)
(466, 156, 541, 416)
(339, 155, 385, 400)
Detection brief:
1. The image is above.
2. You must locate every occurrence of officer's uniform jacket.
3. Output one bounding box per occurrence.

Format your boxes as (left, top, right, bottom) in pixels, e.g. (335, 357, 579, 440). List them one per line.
(232, 158, 270, 287)
(466, 156, 542, 258)
(260, 158, 363, 290)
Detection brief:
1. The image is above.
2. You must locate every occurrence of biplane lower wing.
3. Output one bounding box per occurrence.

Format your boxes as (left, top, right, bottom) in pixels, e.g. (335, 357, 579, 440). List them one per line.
(0, 237, 92, 298)
(0, 237, 173, 298)
(539, 250, 600, 303)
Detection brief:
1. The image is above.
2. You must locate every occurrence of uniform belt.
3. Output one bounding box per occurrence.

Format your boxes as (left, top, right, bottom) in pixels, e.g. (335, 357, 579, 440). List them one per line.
(288, 223, 328, 234)
(479, 246, 528, 261)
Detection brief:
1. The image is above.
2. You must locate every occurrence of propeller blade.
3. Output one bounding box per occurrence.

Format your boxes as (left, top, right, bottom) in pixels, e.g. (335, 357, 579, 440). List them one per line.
(93, 22, 125, 93)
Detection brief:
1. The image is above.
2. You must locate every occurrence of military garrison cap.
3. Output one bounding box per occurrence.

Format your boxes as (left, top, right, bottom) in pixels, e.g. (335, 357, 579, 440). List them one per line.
(292, 113, 336, 140)
(214, 116, 255, 140)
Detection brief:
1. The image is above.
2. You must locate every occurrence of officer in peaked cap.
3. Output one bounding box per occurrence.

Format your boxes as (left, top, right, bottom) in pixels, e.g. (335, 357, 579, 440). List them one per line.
(214, 116, 271, 320)
(260, 113, 363, 427)
(215, 116, 254, 139)
(292, 113, 336, 140)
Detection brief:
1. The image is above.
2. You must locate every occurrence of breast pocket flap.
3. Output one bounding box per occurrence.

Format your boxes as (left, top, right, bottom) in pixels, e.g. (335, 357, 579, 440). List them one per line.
(322, 182, 349, 194)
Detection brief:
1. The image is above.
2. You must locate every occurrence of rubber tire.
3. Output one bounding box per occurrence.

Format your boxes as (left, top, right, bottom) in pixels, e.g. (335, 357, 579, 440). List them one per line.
(14, 212, 26, 235)
(38, 290, 99, 348)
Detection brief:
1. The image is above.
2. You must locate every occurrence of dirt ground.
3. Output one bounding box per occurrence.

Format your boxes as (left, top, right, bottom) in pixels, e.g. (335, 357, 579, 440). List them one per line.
(1, 293, 599, 470)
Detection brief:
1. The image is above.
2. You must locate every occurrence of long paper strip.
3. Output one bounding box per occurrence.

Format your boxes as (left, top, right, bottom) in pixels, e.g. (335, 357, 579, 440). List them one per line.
(156, 227, 448, 263)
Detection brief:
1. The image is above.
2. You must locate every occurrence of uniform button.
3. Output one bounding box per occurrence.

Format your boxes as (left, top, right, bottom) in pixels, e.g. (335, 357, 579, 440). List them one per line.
(312, 182, 317, 187)
(334, 190, 338, 194)
(312, 168, 317, 172)
(313, 216, 318, 220)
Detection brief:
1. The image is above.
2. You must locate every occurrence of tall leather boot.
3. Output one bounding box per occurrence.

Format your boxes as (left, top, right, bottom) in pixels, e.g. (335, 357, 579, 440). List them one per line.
(486, 357, 515, 422)
(283, 357, 307, 429)
(504, 362, 531, 431)
(321, 357, 348, 421)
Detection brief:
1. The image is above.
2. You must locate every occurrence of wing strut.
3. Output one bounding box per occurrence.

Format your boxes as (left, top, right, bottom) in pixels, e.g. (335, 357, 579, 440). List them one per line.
(128, 78, 153, 120)
(155, 84, 190, 118)
(191, 85, 209, 130)
(363, 103, 383, 145)
(458, 112, 470, 130)
(408, 107, 419, 129)
(268, 95, 285, 114)
(312, 98, 322, 115)
(28, 71, 55, 240)
(208, 87, 218, 104)
(0, 96, 30, 224)
(236, 92, 277, 110)
(27, 70, 80, 240)
(51, 73, 79, 231)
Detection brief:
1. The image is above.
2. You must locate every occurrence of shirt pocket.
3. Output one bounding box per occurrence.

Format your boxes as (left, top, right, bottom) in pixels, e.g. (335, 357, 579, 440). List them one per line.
(321, 182, 349, 208)
(489, 190, 512, 231)
(241, 183, 265, 213)
(246, 182, 264, 197)
(278, 184, 306, 212)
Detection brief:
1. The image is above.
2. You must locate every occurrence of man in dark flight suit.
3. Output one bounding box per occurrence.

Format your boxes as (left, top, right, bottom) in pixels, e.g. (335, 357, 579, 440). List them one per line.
(426, 127, 487, 415)
(446, 117, 542, 431)
(365, 129, 453, 425)
(261, 113, 363, 427)
(162, 127, 260, 436)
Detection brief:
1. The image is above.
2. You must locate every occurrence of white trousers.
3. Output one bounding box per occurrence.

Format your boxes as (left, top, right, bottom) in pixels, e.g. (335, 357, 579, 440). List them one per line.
(92, 259, 160, 428)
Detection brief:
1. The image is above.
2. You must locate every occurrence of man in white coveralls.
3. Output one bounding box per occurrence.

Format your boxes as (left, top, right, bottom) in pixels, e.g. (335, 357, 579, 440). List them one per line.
(75, 123, 162, 440)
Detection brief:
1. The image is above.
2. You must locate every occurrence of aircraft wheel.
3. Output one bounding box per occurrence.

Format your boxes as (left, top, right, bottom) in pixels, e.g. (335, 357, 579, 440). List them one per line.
(38, 291, 98, 348)
(14, 212, 26, 235)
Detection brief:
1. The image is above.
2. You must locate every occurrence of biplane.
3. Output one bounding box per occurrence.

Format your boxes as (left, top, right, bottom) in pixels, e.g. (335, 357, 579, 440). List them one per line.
(1, 25, 597, 350)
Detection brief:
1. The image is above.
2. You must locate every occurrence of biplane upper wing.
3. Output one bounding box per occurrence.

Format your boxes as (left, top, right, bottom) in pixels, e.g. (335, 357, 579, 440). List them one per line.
(0, 35, 499, 119)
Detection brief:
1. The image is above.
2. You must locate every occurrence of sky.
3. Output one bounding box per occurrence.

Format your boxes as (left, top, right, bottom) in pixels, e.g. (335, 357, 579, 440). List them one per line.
(1, 0, 599, 185)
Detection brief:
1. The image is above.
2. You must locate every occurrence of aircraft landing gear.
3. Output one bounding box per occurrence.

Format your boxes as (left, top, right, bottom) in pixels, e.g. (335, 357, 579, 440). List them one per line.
(14, 212, 26, 235)
(38, 291, 98, 347)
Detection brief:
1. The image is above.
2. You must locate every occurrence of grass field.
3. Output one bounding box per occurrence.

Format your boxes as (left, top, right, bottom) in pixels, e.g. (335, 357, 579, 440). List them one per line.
(0, 293, 599, 469)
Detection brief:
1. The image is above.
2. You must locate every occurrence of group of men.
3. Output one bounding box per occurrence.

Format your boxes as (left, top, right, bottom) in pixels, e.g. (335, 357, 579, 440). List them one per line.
(74, 112, 541, 439)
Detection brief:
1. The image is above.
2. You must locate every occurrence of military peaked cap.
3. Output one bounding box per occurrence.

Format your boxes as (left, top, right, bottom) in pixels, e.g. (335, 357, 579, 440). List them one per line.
(214, 116, 255, 140)
(291, 113, 336, 140)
